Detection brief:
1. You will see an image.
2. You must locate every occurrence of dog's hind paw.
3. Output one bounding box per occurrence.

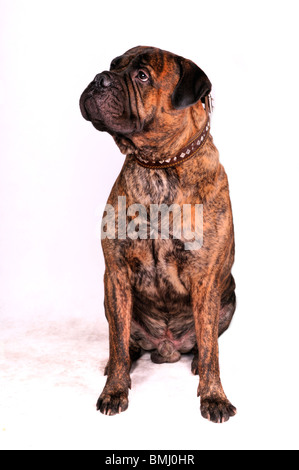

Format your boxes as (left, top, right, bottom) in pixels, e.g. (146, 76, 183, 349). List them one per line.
(191, 354, 199, 375)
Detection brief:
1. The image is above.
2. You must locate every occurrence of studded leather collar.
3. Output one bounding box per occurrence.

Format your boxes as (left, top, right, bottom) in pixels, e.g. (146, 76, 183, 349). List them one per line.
(134, 95, 212, 170)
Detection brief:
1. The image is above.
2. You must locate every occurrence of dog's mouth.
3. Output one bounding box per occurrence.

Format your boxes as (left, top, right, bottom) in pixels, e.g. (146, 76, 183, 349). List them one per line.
(80, 74, 139, 135)
(83, 91, 124, 119)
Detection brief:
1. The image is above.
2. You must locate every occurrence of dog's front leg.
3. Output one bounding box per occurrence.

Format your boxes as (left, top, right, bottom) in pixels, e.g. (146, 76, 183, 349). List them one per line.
(97, 269, 133, 416)
(192, 278, 237, 423)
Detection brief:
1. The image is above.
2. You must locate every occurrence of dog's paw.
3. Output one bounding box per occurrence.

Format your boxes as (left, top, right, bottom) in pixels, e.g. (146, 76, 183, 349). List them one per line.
(191, 356, 199, 375)
(200, 398, 237, 423)
(97, 390, 129, 416)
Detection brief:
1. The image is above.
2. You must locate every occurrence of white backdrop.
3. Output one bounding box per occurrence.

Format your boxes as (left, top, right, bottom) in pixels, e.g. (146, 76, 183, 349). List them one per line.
(1, 0, 299, 450)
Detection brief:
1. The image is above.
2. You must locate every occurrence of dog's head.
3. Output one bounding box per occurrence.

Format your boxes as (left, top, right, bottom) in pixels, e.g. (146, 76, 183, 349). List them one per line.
(80, 46, 211, 155)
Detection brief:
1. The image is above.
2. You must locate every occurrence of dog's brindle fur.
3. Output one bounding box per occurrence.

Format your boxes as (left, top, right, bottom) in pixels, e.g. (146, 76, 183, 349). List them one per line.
(80, 46, 237, 423)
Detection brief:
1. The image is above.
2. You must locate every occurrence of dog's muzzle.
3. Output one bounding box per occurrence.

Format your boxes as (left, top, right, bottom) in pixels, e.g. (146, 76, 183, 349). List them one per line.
(80, 72, 123, 120)
(80, 71, 136, 134)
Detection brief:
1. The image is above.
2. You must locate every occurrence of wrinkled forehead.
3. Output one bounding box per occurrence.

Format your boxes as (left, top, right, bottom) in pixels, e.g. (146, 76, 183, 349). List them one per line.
(109, 46, 177, 76)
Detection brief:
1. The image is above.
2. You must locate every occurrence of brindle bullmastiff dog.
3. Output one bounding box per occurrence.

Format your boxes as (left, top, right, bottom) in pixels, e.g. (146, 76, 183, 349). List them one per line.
(80, 46, 237, 423)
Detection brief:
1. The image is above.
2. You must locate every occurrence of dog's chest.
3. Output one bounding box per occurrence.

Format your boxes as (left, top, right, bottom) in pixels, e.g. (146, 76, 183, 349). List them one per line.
(125, 238, 194, 350)
(124, 165, 180, 206)
(124, 238, 190, 303)
(122, 165, 191, 298)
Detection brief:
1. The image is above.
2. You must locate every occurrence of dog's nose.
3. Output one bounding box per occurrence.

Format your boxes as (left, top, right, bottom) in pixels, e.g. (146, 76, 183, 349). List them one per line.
(94, 72, 112, 88)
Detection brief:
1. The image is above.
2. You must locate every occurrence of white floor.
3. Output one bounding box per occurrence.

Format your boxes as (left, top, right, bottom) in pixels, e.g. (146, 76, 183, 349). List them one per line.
(0, 311, 298, 450)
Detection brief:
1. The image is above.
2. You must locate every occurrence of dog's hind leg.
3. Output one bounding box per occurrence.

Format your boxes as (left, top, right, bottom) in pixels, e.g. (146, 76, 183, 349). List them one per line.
(191, 346, 199, 375)
(219, 274, 236, 337)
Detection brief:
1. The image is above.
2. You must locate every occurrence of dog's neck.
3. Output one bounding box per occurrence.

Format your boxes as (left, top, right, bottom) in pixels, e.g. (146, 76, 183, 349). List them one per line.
(134, 115, 210, 169)
(113, 101, 210, 167)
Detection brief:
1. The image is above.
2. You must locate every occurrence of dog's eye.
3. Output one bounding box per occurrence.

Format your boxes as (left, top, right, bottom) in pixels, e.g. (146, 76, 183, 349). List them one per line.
(137, 70, 149, 82)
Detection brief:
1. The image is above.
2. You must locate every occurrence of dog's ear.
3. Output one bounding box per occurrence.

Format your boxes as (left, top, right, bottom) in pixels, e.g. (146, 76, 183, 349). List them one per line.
(171, 57, 212, 109)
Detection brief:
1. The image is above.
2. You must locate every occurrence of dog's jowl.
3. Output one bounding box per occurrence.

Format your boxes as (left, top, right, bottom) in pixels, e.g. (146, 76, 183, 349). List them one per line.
(80, 46, 237, 423)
